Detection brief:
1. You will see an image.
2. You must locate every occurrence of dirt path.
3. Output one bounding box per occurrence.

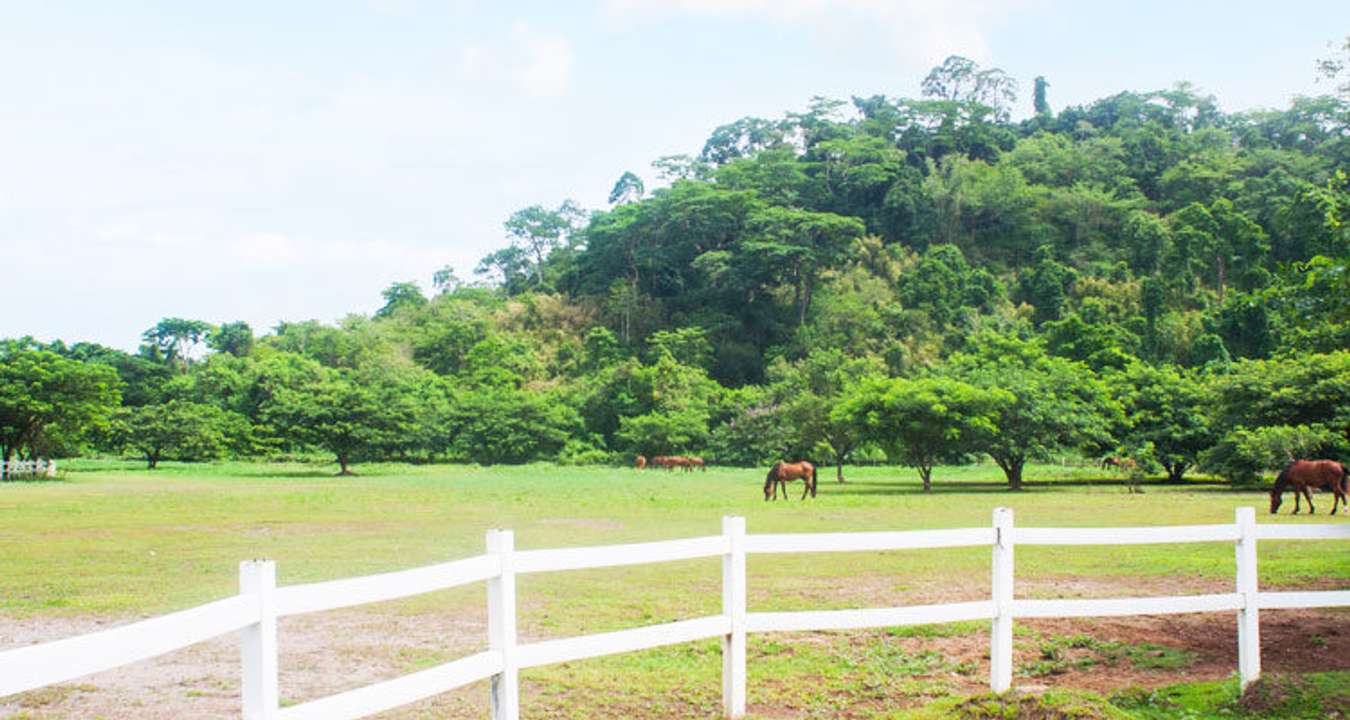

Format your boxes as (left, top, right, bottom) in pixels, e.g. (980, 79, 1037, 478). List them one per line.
(3, 581, 1347, 719)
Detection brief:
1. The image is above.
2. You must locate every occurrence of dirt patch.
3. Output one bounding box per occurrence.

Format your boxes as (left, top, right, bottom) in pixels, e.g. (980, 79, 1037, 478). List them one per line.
(2, 594, 1347, 718)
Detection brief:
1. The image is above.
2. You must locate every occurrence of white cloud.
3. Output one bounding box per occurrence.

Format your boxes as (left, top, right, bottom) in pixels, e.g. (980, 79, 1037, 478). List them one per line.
(602, 0, 1042, 66)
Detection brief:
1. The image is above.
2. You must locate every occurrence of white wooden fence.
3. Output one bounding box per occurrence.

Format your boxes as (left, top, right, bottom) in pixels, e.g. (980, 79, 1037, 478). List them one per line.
(1, 507, 1348, 719)
(0, 459, 57, 479)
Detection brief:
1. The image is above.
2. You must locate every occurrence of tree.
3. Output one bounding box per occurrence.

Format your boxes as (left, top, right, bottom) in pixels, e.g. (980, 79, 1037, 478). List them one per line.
(141, 318, 214, 372)
(1017, 245, 1076, 324)
(772, 349, 883, 482)
(945, 334, 1120, 489)
(608, 171, 645, 205)
(0, 349, 121, 473)
(448, 388, 581, 464)
(488, 201, 586, 292)
(262, 361, 431, 474)
(921, 55, 1018, 120)
(1316, 34, 1350, 99)
(208, 321, 255, 357)
(1110, 362, 1213, 483)
(838, 375, 1004, 491)
(111, 400, 240, 469)
(1033, 76, 1051, 116)
(375, 281, 428, 319)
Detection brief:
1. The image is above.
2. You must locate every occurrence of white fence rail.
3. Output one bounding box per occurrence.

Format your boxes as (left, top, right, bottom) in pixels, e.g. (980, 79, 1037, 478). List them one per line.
(2, 507, 1348, 719)
(0, 459, 57, 479)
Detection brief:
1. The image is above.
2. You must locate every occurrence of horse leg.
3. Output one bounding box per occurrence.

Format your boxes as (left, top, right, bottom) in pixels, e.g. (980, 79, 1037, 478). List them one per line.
(1304, 487, 1316, 514)
(779, 478, 788, 501)
(1294, 490, 1301, 514)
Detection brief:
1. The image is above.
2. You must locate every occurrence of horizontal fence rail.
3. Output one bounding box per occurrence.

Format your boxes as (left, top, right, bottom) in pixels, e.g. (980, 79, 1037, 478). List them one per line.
(1, 508, 1347, 719)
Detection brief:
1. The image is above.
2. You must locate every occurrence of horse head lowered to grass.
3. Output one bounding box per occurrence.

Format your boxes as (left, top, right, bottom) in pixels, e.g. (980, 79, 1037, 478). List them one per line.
(764, 461, 817, 501)
(1270, 459, 1348, 515)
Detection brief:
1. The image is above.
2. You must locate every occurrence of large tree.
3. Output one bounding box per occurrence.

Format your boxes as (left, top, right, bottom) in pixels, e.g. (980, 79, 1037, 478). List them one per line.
(944, 334, 1120, 490)
(838, 375, 1005, 491)
(0, 349, 121, 473)
(1110, 362, 1213, 483)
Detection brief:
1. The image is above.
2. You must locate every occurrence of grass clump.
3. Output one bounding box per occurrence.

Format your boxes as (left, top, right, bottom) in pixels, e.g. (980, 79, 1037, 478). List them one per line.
(1024, 635, 1195, 677)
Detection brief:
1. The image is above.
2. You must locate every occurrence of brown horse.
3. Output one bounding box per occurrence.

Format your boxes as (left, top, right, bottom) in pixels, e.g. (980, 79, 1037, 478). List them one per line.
(1270, 459, 1349, 515)
(764, 461, 817, 501)
(635, 455, 647, 470)
(689, 456, 707, 472)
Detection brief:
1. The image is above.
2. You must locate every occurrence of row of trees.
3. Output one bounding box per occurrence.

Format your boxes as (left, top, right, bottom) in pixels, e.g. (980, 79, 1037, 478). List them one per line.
(2, 324, 1346, 487)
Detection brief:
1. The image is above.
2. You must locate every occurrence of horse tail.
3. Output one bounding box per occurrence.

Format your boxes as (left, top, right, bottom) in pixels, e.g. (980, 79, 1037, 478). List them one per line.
(811, 463, 818, 497)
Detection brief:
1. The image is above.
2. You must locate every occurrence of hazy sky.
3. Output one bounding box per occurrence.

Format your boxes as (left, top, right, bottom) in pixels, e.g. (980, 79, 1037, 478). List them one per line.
(2, 0, 1346, 350)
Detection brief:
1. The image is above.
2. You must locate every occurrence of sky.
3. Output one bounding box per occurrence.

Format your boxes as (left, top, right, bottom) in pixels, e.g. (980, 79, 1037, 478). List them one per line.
(2, 0, 1346, 351)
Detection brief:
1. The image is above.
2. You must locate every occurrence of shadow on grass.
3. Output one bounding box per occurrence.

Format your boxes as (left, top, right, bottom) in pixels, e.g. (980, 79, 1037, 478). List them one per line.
(826, 477, 1248, 496)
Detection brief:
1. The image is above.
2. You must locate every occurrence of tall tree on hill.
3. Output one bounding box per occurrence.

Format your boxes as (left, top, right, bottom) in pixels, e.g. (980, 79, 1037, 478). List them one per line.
(141, 318, 213, 372)
(921, 55, 1019, 121)
(481, 201, 586, 293)
(1033, 76, 1051, 116)
(608, 171, 645, 205)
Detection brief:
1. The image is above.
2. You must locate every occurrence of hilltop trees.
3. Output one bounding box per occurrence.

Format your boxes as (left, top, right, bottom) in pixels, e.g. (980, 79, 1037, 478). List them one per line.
(13, 49, 1350, 481)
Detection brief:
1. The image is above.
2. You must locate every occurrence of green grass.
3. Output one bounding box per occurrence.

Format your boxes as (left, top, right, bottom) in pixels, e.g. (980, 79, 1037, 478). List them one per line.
(1, 460, 1343, 617)
(2, 460, 1347, 718)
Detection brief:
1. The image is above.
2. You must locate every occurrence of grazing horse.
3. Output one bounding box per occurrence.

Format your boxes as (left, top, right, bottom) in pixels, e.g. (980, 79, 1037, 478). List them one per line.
(1270, 459, 1349, 515)
(764, 461, 817, 501)
(635, 455, 647, 470)
(688, 456, 707, 472)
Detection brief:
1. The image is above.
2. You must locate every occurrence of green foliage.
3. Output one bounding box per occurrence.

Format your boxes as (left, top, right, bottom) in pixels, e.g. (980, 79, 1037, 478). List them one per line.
(140, 317, 213, 371)
(374, 281, 428, 319)
(109, 400, 245, 468)
(1110, 363, 1213, 482)
(207, 321, 254, 357)
(838, 375, 1005, 490)
(0, 349, 121, 468)
(945, 334, 1120, 488)
(449, 388, 582, 464)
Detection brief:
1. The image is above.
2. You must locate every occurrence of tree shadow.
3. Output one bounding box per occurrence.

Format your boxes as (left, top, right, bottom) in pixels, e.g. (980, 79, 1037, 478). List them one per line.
(825, 476, 1242, 496)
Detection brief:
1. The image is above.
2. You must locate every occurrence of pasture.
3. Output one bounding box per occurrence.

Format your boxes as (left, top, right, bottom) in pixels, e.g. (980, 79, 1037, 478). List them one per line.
(1, 461, 1348, 719)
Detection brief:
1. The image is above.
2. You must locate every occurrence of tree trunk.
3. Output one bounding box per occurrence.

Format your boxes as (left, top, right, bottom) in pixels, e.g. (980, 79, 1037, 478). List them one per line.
(147, 452, 159, 470)
(1165, 462, 1188, 484)
(831, 442, 848, 483)
(338, 455, 354, 476)
(995, 455, 1025, 491)
(919, 466, 932, 492)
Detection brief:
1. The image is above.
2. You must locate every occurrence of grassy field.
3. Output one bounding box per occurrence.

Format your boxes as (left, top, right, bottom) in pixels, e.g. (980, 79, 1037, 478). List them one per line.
(1, 460, 1348, 719)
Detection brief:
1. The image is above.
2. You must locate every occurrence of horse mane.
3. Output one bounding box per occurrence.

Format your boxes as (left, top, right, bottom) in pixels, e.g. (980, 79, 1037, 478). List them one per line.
(1272, 464, 1291, 493)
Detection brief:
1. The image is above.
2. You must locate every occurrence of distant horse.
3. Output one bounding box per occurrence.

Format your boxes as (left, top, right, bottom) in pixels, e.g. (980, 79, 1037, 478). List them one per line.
(689, 456, 707, 472)
(764, 461, 817, 501)
(1270, 459, 1348, 515)
(635, 455, 647, 470)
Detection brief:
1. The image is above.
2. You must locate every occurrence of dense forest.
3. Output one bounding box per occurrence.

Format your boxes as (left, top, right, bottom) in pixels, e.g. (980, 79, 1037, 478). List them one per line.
(3, 49, 1348, 487)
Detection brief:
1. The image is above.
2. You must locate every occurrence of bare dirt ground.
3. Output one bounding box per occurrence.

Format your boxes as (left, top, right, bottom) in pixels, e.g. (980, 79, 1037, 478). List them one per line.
(3, 577, 1347, 719)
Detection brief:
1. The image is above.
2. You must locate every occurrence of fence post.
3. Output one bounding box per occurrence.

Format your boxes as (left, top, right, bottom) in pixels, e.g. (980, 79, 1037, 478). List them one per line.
(722, 516, 747, 718)
(990, 507, 1014, 693)
(239, 560, 278, 720)
(1235, 506, 1260, 689)
(487, 529, 519, 720)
